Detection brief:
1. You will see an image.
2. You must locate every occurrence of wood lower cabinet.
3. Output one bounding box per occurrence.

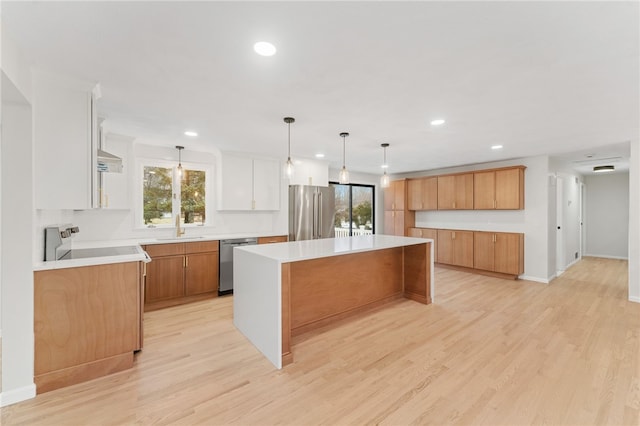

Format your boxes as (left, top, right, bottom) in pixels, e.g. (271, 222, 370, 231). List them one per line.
(474, 231, 524, 275)
(34, 261, 142, 393)
(408, 227, 438, 257)
(408, 177, 438, 210)
(144, 240, 219, 310)
(436, 229, 474, 268)
(258, 235, 288, 244)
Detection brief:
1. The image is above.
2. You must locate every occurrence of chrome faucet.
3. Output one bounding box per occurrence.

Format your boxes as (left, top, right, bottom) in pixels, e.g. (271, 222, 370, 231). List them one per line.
(175, 215, 185, 238)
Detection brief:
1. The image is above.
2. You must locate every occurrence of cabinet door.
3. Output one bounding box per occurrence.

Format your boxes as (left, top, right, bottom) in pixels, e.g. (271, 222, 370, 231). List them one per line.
(217, 155, 253, 210)
(253, 158, 281, 210)
(495, 168, 524, 209)
(407, 227, 423, 237)
(384, 210, 395, 235)
(421, 177, 438, 210)
(494, 232, 523, 275)
(34, 75, 94, 210)
(383, 185, 395, 211)
(391, 180, 406, 210)
(436, 229, 454, 264)
(145, 256, 185, 303)
(99, 133, 131, 209)
(258, 235, 288, 244)
(185, 252, 218, 296)
(394, 210, 405, 236)
(452, 230, 474, 268)
(437, 176, 456, 210)
(455, 174, 474, 209)
(473, 231, 495, 271)
(407, 180, 422, 210)
(473, 171, 495, 210)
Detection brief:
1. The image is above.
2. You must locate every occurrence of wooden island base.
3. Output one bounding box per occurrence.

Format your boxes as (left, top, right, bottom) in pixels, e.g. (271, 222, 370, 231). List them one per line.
(280, 244, 431, 366)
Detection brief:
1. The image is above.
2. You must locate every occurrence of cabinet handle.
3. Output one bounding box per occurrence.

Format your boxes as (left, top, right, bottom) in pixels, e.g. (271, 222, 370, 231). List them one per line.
(392, 203, 395, 210)
(421, 202, 424, 209)
(493, 234, 496, 243)
(184, 256, 187, 268)
(452, 231, 456, 239)
(392, 211, 395, 217)
(453, 201, 456, 209)
(494, 199, 496, 209)
(251, 200, 256, 210)
(143, 263, 147, 277)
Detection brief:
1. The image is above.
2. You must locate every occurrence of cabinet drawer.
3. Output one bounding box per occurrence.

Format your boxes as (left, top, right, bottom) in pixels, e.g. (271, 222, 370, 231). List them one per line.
(144, 243, 185, 257)
(186, 240, 219, 254)
(258, 235, 288, 244)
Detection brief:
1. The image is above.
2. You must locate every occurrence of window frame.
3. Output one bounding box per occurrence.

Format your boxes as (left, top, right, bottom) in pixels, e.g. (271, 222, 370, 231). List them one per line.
(329, 181, 376, 236)
(136, 157, 213, 229)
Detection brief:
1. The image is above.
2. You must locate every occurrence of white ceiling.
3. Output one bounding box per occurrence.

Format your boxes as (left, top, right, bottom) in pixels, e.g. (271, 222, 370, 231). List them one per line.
(3, 1, 638, 175)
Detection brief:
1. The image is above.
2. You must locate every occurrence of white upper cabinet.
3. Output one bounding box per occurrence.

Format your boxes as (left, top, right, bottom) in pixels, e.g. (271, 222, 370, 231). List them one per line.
(34, 72, 97, 210)
(288, 158, 329, 187)
(217, 153, 280, 211)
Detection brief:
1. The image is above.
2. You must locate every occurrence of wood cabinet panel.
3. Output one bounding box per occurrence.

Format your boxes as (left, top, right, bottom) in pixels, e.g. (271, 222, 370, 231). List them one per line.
(258, 235, 288, 244)
(384, 210, 395, 235)
(408, 177, 437, 210)
(145, 255, 185, 303)
(144, 243, 184, 257)
(34, 262, 139, 380)
(436, 229, 473, 268)
(185, 240, 219, 254)
(185, 252, 218, 295)
(473, 171, 495, 209)
(437, 174, 473, 210)
(474, 231, 495, 271)
(495, 168, 524, 209)
(383, 180, 414, 236)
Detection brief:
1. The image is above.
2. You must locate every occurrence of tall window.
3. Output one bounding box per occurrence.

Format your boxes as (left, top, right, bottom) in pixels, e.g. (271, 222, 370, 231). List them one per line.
(142, 163, 208, 227)
(330, 182, 375, 237)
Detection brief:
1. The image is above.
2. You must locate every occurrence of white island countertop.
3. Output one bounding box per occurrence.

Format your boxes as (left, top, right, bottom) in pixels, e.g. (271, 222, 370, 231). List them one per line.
(236, 234, 433, 263)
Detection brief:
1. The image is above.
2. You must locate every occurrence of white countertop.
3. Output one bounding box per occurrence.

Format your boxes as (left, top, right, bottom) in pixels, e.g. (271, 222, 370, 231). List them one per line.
(236, 234, 433, 263)
(34, 232, 287, 271)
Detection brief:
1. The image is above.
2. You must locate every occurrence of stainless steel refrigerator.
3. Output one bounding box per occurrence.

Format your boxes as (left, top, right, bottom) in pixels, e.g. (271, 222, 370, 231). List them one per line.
(289, 185, 336, 241)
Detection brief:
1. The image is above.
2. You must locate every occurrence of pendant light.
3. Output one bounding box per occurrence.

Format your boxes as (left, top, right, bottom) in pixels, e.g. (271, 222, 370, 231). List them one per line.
(284, 117, 295, 178)
(338, 132, 350, 184)
(176, 145, 184, 177)
(380, 143, 390, 188)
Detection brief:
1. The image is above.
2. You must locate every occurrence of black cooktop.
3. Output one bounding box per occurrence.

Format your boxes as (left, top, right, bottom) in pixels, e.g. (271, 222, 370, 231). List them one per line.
(58, 246, 139, 260)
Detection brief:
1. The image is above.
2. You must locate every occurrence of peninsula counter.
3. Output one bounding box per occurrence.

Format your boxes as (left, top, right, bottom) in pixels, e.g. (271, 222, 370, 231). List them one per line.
(233, 235, 434, 368)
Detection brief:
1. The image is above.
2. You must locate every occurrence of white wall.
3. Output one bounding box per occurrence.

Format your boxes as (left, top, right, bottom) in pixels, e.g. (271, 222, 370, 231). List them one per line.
(395, 155, 550, 282)
(1, 72, 36, 405)
(584, 172, 629, 259)
(628, 140, 639, 302)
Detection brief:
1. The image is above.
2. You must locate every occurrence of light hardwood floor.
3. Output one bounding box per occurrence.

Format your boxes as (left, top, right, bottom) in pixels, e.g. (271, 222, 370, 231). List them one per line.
(2, 257, 639, 425)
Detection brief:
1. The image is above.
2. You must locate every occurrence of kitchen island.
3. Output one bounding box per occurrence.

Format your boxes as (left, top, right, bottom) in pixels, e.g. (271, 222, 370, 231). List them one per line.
(233, 235, 434, 368)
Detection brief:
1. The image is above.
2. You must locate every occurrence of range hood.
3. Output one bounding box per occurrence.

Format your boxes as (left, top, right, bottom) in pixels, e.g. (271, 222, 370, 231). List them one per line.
(97, 149, 123, 173)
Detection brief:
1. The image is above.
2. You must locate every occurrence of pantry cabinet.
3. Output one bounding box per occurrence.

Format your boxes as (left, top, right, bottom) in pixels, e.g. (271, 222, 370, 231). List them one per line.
(144, 240, 219, 310)
(474, 166, 525, 210)
(437, 173, 474, 210)
(217, 154, 280, 211)
(407, 177, 438, 210)
(474, 231, 524, 275)
(436, 229, 474, 268)
(383, 180, 414, 236)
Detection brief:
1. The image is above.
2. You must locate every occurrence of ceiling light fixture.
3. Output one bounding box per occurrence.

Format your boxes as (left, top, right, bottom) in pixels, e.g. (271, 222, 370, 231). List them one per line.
(315, 153, 325, 159)
(175, 145, 184, 177)
(380, 143, 390, 188)
(593, 165, 615, 173)
(184, 131, 198, 137)
(491, 144, 503, 150)
(430, 119, 445, 126)
(284, 117, 295, 178)
(338, 132, 350, 184)
(254, 41, 276, 56)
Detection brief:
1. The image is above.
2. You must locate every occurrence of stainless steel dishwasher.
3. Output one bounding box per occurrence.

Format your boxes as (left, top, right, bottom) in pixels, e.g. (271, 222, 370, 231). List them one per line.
(219, 237, 257, 295)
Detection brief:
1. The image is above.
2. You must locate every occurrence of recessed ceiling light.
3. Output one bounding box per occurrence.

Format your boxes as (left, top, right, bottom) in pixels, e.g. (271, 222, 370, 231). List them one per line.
(254, 41, 276, 56)
(184, 131, 198, 137)
(430, 119, 445, 126)
(315, 153, 325, 159)
(381, 164, 389, 169)
(593, 165, 615, 173)
(491, 145, 503, 150)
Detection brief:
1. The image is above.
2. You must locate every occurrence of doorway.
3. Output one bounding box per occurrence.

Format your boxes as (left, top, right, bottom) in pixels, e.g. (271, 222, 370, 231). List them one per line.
(330, 182, 375, 237)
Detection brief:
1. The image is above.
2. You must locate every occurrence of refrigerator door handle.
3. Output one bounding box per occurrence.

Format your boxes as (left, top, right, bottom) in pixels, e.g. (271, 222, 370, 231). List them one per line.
(317, 191, 322, 238)
(312, 191, 318, 239)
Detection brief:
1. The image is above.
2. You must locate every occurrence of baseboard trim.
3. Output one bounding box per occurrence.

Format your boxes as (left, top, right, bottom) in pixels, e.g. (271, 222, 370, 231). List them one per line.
(584, 254, 629, 260)
(629, 296, 640, 303)
(520, 275, 550, 284)
(0, 383, 36, 407)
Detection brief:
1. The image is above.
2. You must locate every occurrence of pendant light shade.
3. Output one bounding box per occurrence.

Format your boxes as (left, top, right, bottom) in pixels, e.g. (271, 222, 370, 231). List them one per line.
(176, 145, 184, 177)
(339, 132, 350, 184)
(284, 117, 295, 178)
(380, 143, 390, 188)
